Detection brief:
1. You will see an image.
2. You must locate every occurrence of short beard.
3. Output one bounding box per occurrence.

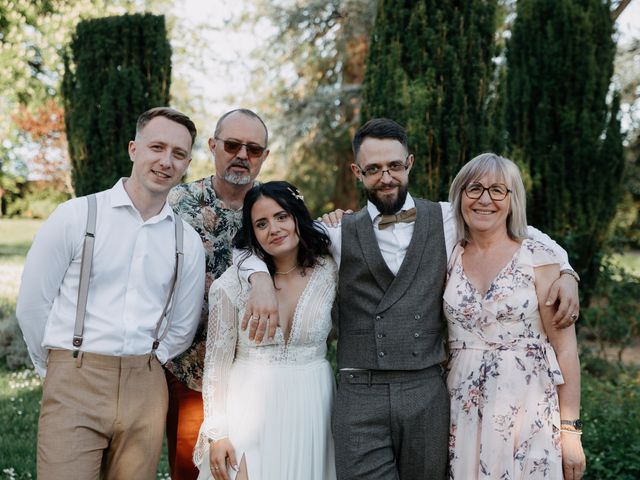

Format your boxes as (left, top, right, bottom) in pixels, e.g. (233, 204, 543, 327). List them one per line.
(365, 183, 409, 215)
(223, 171, 252, 185)
(223, 159, 253, 185)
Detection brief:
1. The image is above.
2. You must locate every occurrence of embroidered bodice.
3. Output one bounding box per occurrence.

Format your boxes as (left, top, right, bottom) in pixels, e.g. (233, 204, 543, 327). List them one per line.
(197, 257, 337, 450)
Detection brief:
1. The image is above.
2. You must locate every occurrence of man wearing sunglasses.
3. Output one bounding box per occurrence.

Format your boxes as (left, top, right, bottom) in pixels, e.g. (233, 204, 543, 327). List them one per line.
(163, 108, 270, 480)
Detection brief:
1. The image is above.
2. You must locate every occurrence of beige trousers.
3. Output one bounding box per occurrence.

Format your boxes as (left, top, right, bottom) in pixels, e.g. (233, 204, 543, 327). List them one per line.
(37, 350, 168, 480)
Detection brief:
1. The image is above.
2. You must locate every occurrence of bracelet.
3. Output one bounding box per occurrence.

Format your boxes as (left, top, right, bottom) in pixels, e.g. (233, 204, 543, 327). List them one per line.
(560, 269, 581, 283)
(560, 428, 583, 435)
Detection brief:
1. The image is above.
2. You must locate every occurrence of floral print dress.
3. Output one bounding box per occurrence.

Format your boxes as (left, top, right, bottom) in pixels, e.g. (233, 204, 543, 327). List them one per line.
(444, 239, 564, 479)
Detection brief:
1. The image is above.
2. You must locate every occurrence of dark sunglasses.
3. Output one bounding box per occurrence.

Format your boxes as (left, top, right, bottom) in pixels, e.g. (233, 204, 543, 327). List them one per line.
(215, 137, 266, 158)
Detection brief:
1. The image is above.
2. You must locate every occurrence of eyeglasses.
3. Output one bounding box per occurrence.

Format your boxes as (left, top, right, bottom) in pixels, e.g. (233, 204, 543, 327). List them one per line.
(464, 183, 511, 201)
(357, 157, 410, 178)
(215, 137, 266, 158)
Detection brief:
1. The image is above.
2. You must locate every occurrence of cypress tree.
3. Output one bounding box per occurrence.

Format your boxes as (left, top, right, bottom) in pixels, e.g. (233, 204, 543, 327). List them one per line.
(63, 14, 172, 196)
(361, 0, 499, 200)
(506, 0, 624, 296)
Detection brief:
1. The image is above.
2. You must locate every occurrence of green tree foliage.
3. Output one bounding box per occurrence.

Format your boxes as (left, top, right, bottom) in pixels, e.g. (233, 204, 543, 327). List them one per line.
(506, 0, 625, 296)
(611, 38, 640, 249)
(361, 0, 500, 201)
(63, 13, 171, 196)
(580, 360, 640, 479)
(248, 0, 376, 214)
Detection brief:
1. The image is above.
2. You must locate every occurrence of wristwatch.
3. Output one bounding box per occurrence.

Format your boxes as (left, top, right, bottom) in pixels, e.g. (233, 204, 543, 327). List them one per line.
(561, 419, 583, 431)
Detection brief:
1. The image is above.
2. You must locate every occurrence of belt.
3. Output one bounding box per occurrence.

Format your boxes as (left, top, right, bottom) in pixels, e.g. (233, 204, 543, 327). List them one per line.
(338, 365, 442, 385)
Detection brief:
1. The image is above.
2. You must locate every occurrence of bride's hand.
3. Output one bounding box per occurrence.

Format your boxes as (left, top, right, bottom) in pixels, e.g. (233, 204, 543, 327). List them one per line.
(209, 438, 238, 480)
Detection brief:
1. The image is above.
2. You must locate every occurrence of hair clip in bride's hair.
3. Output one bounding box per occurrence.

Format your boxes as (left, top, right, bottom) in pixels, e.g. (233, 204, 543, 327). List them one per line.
(288, 187, 304, 202)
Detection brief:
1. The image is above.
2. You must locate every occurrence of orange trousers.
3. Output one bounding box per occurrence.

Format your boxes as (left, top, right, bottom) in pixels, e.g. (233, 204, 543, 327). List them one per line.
(165, 370, 204, 480)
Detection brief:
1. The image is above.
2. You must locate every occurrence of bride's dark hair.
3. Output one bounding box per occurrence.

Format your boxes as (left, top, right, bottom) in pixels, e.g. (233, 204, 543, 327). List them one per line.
(233, 181, 331, 276)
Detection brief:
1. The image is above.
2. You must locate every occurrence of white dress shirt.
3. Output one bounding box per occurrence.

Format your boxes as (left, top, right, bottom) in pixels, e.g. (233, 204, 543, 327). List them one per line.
(235, 193, 571, 275)
(16, 179, 206, 377)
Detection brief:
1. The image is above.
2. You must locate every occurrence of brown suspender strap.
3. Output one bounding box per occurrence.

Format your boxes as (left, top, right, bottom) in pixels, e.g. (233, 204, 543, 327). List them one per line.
(72, 195, 184, 357)
(73, 194, 97, 355)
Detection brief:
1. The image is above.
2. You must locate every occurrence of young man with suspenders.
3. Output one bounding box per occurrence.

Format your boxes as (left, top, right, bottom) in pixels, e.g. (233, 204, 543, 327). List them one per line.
(16, 107, 206, 480)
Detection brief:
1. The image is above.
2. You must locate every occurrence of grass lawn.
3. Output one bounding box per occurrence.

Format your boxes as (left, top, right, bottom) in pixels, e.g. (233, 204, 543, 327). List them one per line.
(0, 369, 40, 479)
(0, 219, 41, 299)
(0, 219, 42, 264)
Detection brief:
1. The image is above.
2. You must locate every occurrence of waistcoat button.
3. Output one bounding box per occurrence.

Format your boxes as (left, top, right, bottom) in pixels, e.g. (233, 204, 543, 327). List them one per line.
(377, 333, 384, 339)
(414, 332, 420, 338)
(375, 315, 382, 321)
(379, 351, 385, 357)
(414, 314, 421, 320)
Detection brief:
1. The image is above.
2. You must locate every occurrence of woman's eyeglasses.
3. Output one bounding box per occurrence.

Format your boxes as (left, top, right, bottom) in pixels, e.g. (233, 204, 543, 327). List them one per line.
(464, 183, 511, 201)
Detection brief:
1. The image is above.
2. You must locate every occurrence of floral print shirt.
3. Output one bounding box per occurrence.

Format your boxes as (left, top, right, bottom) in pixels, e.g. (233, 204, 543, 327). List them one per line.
(165, 176, 247, 391)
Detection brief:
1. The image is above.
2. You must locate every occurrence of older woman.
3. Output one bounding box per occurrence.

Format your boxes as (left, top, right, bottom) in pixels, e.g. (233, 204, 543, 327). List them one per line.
(444, 153, 586, 479)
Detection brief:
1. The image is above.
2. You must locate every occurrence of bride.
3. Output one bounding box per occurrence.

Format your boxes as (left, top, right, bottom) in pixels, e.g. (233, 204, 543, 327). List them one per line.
(193, 181, 337, 480)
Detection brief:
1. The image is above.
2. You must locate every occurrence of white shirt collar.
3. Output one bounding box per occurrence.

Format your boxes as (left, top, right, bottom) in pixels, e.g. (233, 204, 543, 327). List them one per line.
(109, 178, 175, 224)
(367, 192, 416, 224)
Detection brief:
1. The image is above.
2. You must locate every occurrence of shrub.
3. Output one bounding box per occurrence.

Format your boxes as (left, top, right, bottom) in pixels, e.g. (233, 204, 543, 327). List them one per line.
(63, 13, 172, 196)
(5, 182, 70, 219)
(0, 299, 30, 370)
(361, 0, 502, 201)
(581, 262, 640, 362)
(581, 359, 640, 479)
(506, 0, 624, 300)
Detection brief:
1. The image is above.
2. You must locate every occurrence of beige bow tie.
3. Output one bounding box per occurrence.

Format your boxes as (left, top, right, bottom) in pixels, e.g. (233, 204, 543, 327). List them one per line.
(378, 208, 417, 230)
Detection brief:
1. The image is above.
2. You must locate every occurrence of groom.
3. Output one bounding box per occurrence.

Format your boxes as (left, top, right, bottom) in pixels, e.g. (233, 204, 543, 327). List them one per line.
(330, 118, 450, 478)
(243, 118, 580, 479)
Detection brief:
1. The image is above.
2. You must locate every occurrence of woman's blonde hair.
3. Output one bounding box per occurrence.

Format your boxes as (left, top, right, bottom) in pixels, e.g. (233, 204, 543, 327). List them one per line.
(448, 153, 528, 244)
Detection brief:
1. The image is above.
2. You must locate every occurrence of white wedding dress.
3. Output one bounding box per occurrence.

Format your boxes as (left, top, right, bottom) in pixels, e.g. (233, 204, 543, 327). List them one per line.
(194, 258, 337, 480)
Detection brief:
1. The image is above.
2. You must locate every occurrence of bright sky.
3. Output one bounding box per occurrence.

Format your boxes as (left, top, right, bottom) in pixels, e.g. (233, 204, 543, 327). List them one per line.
(171, 0, 640, 115)
(617, 0, 640, 40)
(169, 0, 266, 118)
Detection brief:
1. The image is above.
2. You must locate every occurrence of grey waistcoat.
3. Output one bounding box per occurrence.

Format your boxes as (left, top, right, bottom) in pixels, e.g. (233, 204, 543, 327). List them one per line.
(337, 198, 447, 370)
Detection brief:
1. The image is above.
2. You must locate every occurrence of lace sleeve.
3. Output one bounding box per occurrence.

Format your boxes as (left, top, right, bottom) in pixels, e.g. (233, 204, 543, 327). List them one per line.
(193, 272, 239, 466)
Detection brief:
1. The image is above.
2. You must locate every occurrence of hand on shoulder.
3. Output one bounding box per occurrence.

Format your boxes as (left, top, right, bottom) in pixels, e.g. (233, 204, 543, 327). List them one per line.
(318, 208, 354, 227)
